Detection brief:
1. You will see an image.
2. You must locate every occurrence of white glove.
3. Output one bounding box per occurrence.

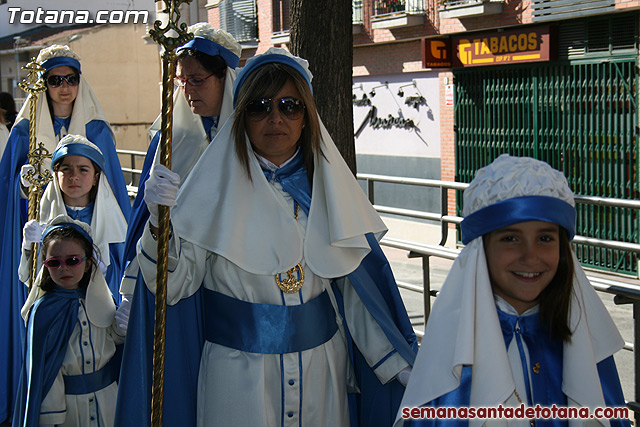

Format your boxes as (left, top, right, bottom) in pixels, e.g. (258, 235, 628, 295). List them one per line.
(115, 294, 132, 335)
(145, 164, 180, 227)
(396, 367, 412, 387)
(20, 164, 36, 188)
(22, 219, 44, 251)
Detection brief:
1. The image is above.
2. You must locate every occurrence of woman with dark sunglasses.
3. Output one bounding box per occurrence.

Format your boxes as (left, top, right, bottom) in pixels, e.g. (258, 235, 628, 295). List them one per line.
(120, 48, 417, 427)
(13, 215, 129, 427)
(0, 44, 130, 425)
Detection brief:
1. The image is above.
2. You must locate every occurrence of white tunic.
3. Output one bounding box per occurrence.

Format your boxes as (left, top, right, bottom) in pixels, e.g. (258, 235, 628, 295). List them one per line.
(138, 180, 409, 427)
(38, 297, 124, 426)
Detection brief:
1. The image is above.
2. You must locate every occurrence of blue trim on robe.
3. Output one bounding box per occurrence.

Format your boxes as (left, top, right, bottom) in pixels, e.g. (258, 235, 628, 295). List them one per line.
(12, 288, 81, 427)
(114, 148, 417, 427)
(407, 309, 630, 426)
(0, 118, 129, 424)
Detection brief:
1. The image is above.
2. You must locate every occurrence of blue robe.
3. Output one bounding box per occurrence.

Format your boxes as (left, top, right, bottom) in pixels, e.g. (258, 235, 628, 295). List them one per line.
(0, 118, 130, 424)
(115, 150, 417, 426)
(406, 310, 630, 426)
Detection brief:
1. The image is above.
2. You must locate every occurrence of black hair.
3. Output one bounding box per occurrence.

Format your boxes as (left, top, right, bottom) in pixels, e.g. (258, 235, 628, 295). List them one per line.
(176, 49, 227, 78)
(53, 157, 101, 203)
(40, 225, 97, 292)
(538, 229, 574, 342)
(43, 67, 80, 123)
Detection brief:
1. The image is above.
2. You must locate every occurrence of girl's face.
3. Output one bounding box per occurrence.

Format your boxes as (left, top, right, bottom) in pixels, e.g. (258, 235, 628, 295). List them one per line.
(56, 155, 99, 207)
(46, 65, 79, 113)
(44, 238, 89, 290)
(483, 221, 560, 314)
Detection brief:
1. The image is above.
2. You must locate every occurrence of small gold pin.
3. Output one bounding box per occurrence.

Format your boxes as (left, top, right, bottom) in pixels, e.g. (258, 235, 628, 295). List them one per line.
(533, 363, 540, 374)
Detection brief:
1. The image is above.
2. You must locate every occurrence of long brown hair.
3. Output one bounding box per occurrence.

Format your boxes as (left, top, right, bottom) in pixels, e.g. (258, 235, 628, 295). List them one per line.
(232, 63, 325, 184)
(538, 229, 574, 342)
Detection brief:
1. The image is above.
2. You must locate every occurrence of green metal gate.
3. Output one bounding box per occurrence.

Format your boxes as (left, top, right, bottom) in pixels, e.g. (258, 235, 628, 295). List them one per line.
(455, 60, 639, 275)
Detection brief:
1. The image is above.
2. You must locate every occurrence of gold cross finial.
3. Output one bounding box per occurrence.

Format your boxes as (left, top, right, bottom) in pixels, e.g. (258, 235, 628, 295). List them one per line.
(150, 0, 194, 51)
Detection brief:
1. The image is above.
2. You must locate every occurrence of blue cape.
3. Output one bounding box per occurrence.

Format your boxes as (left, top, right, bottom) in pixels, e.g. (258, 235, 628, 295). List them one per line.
(12, 288, 81, 427)
(0, 118, 130, 424)
(115, 150, 417, 426)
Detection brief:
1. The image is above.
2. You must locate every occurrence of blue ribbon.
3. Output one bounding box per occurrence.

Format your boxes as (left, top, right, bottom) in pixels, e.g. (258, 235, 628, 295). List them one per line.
(233, 53, 313, 107)
(63, 356, 118, 395)
(203, 289, 337, 354)
(41, 56, 81, 73)
(498, 309, 566, 419)
(461, 196, 576, 244)
(52, 142, 105, 171)
(177, 37, 240, 69)
(261, 150, 312, 216)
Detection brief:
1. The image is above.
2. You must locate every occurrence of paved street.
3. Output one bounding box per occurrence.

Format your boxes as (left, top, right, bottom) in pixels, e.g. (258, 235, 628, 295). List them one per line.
(382, 245, 637, 406)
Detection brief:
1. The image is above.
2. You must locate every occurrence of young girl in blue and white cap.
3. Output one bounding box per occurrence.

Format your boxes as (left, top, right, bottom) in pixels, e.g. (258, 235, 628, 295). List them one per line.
(13, 215, 128, 427)
(0, 44, 129, 425)
(396, 154, 629, 426)
(21, 134, 128, 302)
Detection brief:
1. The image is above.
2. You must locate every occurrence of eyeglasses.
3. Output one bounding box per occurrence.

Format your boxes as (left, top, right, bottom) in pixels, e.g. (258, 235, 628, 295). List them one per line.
(46, 74, 80, 88)
(44, 256, 87, 269)
(245, 97, 306, 122)
(173, 74, 215, 88)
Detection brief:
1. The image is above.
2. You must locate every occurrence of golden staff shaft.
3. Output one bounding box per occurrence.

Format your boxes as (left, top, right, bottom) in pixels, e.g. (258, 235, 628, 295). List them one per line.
(151, 51, 175, 427)
(148, 1, 192, 423)
(18, 58, 49, 290)
(27, 94, 41, 290)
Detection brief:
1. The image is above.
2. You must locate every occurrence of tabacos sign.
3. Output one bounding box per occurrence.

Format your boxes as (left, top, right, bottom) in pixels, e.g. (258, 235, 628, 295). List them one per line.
(452, 25, 556, 67)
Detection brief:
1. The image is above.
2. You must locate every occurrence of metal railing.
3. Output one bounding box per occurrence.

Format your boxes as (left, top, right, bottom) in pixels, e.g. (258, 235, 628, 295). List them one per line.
(357, 172, 640, 422)
(117, 155, 640, 420)
(116, 148, 146, 197)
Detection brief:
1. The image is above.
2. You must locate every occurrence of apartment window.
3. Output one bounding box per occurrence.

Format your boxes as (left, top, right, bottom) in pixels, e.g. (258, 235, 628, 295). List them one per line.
(220, 0, 258, 43)
(272, 0, 290, 34)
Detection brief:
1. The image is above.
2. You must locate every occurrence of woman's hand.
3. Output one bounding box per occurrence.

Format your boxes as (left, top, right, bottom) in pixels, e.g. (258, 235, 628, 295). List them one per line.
(145, 164, 180, 228)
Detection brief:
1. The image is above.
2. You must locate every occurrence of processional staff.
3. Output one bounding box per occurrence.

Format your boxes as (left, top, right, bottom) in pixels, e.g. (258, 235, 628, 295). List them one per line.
(148, 1, 193, 425)
(18, 59, 52, 290)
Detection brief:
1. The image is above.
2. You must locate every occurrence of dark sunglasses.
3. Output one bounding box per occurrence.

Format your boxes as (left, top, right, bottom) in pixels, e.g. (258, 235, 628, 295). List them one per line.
(47, 74, 80, 88)
(44, 256, 87, 269)
(245, 97, 306, 122)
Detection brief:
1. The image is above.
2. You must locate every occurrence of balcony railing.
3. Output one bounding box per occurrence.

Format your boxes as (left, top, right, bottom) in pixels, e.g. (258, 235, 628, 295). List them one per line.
(439, 0, 503, 19)
(372, 0, 425, 29)
(373, 0, 426, 15)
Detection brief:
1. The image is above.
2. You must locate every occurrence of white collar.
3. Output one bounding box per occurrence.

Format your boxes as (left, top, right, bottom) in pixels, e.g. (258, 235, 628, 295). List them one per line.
(255, 146, 300, 172)
(494, 295, 539, 316)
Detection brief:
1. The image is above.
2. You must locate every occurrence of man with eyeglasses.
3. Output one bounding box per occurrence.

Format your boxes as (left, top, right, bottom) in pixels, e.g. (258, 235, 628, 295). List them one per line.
(0, 44, 130, 426)
(114, 23, 241, 426)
